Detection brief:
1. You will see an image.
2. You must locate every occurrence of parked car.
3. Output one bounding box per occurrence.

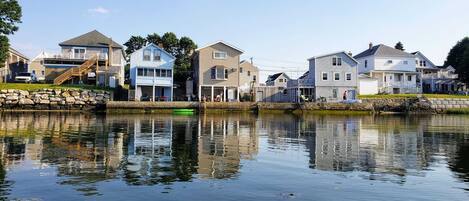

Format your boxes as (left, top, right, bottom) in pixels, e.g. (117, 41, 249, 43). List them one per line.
(15, 72, 37, 83)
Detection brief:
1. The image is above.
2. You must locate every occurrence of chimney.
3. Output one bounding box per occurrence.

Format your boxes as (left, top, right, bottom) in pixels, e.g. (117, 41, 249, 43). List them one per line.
(369, 42, 373, 49)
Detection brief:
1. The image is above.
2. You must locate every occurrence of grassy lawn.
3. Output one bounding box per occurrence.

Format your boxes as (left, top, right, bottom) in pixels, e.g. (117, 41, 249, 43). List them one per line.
(359, 94, 469, 99)
(0, 83, 112, 91)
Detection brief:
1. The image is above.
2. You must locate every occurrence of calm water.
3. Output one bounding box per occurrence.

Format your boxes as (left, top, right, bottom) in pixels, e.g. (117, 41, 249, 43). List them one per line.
(0, 112, 468, 201)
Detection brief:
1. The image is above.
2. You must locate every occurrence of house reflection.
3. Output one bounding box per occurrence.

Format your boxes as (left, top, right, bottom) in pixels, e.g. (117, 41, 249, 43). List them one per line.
(196, 113, 258, 179)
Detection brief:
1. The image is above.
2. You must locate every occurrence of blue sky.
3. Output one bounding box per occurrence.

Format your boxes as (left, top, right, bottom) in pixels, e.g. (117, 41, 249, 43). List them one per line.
(9, 0, 469, 81)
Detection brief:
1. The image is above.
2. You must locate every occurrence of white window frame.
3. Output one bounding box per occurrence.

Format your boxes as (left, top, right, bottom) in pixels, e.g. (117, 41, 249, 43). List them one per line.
(213, 51, 227, 59)
(322, 72, 328, 81)
(153, 49, 161, 61)
(211, 66, 228, 80)
(345, 72, 352, 81)
(143, 49, 151, 61)
(334, 72, 340, 81)
(72, 47, 86, 59)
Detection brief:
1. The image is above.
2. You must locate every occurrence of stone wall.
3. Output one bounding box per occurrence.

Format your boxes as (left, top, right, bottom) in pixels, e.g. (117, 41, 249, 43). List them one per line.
(361, 98, 432, 112)
(0, 89, 111, 110)
(428, 98, 469, 110)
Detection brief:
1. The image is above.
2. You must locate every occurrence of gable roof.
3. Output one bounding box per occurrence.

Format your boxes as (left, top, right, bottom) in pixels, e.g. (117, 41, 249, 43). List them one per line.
(195, 40, 244, 53)
(299, 71, 309, 80)
(267, 72, 290, 82)
(240, 60, 259, 70)
(354, 44, 415, 59)
(307, 51, 359, 64)
(411, 51, 436, 67)
(59, 30, 123, 49)
(133, 43, 176, 60)
(8, 47, 29, 61)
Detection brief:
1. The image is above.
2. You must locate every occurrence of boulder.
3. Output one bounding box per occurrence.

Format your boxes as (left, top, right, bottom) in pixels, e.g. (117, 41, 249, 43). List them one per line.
(19, 98, 34, 105)
(6, 95, 18, 101)
(65, 97, 75, 103)
(19, 90, 29, 96)
(50, 97, 62, 102)
(39, 100, 50, 104)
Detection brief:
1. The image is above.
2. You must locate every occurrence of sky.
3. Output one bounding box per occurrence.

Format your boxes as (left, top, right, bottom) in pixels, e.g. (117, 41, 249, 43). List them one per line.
(9, 0, 469, 82)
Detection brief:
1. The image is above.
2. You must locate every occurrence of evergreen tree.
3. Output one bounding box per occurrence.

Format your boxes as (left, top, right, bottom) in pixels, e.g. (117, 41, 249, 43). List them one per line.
(395, 41, 405, 51)
(0, 0, 22, 67)
(444, 37, 469, 83)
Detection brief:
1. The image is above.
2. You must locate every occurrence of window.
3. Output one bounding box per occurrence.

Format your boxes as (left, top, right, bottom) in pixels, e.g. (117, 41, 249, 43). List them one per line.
(384, 76, 387, 82)
(224, 68, 228, 79)
(279, 78, 284, 83)
(211, 67, 216, 79)
(161, 69, 167, 77)
(334, 72, 340, 81)
(213, 51, 227, 59)
(322, 72, 328, 80)
(73, 48, 85, 59)
(240, 67, 243, 73)
(337, 58, 342, 66)
(390, 75, 393, 80)
(41, 70, 45, 76)
(423, 61, 426, 66)
(332, 57, 337, 66)
(403, 60, 408, 64)
(247, 71, 251, 76)
(253, 75, 256, 81)
(166, 70, 172, 77)
(137, 68, 144, 76)
(346, 73, 352, 81)
(332, 89, 338, 98)
(387, 60, 393, 64)
(397, 74, 402, 82)
(153, 49, 161, 61)
(148, 69, 154, 77)
(416, 60, 418, 65)
(407, 75, 412, 81)
(365, 60, 368, 68)
(155, 69, 161, 77)
(32, 70, 36, 75)
(143, 49, 151, 61)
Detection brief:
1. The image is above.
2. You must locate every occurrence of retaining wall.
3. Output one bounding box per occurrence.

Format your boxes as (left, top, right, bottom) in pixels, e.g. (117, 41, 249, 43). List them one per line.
(428, 98, 469, 110)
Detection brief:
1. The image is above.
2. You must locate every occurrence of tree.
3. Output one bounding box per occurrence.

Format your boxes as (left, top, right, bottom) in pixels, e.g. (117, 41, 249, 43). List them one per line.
(0, 0, 22, 67)
(161, 32, 179, 55)
(146, 33, 161, 46)
(395, 41, 405, 51)
(444, 37, 469, 83)
(123, 36, 146, 56)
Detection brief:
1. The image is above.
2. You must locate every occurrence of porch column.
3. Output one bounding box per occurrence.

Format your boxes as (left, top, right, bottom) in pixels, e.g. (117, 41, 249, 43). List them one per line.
(223, 86, 226, 102)
(237, 87, 240, 102)
(152, 84, 155, 102)
(211, 86, 214, 102)
(135, 84, 138, 101)
(170, 85, 173, 101)
(198, 85, 202, 101)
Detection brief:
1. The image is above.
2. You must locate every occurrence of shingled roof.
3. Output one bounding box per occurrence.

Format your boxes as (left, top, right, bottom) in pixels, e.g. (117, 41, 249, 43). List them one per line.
(267, 72, 290, 82)
(354, 44, 415, 59)
(59, 30, 123, 49)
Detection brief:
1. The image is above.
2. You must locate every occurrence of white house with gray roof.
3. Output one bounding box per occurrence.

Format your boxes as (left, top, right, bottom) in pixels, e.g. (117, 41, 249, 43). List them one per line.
(354, 43, 420, 94)
(413, 51, 465, 93)
(289, 51, 358, 102)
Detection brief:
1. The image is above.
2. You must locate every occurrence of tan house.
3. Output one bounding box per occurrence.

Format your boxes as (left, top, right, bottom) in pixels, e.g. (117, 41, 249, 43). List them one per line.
(239, 60, 259, 95)
(1, 47, 30, 82)
(42, 30, 125, 87)
(192, 41, 244, 102)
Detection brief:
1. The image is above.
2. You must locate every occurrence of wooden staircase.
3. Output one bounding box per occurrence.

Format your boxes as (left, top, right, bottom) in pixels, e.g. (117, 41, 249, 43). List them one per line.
(54, 55, 98, 85)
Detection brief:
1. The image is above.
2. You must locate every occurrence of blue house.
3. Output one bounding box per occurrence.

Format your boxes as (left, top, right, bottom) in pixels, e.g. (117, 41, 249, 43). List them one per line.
(130, 43, 176, 101)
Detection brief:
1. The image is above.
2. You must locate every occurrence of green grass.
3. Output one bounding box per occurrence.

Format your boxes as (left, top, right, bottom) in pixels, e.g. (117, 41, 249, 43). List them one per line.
(444, 108, 469, 114)
(359, 94, 469, 99)
(0, 83, 112, 91)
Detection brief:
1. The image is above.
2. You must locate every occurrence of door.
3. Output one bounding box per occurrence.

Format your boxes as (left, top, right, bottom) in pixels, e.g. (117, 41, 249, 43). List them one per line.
(393, 88, 400, 94)
(256, 91, 263, 102)
(347, 90, 356, 100)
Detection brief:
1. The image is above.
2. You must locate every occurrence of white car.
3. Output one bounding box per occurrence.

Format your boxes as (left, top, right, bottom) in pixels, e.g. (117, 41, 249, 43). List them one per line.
(15, 72, 37, 83)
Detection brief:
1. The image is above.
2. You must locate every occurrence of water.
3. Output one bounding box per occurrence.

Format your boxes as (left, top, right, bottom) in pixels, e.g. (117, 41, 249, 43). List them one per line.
(0, 112, 468, 201)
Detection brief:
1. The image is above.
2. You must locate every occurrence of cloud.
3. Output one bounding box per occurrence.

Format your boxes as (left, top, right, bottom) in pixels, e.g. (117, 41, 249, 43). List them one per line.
(88, 7, 110, 14)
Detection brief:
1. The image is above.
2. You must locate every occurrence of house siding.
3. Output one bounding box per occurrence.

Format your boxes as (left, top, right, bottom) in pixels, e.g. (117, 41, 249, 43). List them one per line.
(195, 43, 241, 87)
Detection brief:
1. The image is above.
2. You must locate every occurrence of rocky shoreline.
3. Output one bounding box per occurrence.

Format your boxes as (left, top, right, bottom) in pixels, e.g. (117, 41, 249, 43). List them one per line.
(0, 89, 111, 110)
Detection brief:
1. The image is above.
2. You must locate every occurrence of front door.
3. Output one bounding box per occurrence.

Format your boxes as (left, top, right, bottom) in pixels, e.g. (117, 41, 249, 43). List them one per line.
(347, 90, 356, 100)
(256, 91, 263, 102)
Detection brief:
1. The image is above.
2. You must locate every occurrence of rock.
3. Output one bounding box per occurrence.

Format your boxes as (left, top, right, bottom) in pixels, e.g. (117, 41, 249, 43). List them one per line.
(50, 97, 62, 102)
(7, 89, 15, 93)
(41, 94, 49, 100)
(19, 90, 29, 96)
(19, 98, 34, 105)
(0, 94, 5, 98)
(0, 90, 7, 93)
(39, 100, 50, 104)
(62, 91, 71, 97)
(75, 101, 86, 105)
(6, 95, 18, 101)
(70, 91, 80, 97)
(65, 97, 75, 103)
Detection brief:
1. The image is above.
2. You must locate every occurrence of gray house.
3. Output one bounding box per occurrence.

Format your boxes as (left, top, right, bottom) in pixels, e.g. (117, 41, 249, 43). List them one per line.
(291, 51, 358, 102)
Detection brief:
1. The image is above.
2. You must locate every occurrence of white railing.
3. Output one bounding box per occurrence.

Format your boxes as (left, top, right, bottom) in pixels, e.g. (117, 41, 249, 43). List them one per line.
(46, 52, 108, 60)
(421, 73, 458, 79)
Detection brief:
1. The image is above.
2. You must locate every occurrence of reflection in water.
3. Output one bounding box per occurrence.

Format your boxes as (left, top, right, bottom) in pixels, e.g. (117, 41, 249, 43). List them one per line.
(0, 112, 468, 200)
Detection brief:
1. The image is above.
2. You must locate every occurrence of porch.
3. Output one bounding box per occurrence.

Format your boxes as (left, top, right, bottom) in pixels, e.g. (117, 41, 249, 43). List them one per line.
(135, 85, 173, 101)
(369, 71, 422, 94)
(198, 85, 239, 102)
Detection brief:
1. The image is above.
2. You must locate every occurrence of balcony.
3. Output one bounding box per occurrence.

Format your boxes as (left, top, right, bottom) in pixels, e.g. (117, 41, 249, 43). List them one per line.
(421, 73, 458, 79)
(45, 52, 109, 61)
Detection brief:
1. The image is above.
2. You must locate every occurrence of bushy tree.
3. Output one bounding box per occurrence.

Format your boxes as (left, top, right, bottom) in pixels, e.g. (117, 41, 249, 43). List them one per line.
(444, 37, 469, 83)
(0, 0, 22, 67)
(395, 41, 405, 51)
(123, 36, 146, 56)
